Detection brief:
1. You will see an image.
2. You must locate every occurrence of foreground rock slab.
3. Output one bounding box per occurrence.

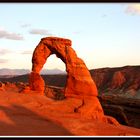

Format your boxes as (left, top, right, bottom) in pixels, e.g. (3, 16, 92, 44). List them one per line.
(0, 90, 140, 136)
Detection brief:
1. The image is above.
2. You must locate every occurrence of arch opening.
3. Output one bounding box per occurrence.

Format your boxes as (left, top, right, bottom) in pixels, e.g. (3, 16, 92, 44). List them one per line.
(40, 54, 67, 100)
(41, 54, 66, 75)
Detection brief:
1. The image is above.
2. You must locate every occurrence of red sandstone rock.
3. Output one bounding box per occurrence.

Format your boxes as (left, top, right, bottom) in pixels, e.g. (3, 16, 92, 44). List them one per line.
(0, 91, 140, 136)
(110, 71, 126, 89)
(29, 72, 45, 94)
(30, 37, 98, 97)
(76, 96, 105, 120)
(105, 115, 120, 126)
(29, 37, 119, 125)
(90, 66, 140, 93)
(0, 82, 4, 91)
(20, 86, 31, 94)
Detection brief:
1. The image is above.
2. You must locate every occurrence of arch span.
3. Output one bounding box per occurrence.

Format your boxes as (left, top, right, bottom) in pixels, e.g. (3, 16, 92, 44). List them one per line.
(29, 37, 98, 97)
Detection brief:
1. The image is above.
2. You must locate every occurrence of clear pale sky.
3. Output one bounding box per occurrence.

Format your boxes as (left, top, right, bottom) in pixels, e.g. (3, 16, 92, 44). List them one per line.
(0, 3, 140, 71)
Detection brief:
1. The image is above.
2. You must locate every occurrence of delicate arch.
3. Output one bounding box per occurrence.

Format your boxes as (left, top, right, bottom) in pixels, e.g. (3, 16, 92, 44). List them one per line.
(29, 37, 98, 97)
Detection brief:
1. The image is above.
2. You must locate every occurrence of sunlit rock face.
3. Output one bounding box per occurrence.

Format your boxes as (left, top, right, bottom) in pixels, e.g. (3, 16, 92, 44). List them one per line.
(29, 37, 119, 124)
(29, 37, 98, 97)
(29, 72, 45, 94)
(0, 82, 4, 91)
(110, 71, 126, 89)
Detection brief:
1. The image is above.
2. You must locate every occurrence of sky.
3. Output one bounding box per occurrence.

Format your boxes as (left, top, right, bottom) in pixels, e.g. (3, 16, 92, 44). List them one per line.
(0, 3, 140, 71)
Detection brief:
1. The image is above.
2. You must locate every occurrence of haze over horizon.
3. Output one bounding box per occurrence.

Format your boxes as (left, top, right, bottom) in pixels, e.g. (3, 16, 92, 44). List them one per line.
(0, 3, 140, 71)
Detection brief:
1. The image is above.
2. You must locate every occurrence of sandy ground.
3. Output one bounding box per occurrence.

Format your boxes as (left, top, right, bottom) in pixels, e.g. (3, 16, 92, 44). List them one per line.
(0, 87, 140, 136)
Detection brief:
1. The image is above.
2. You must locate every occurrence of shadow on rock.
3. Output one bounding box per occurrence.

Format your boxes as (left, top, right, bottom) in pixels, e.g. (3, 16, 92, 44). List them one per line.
(0, 104, 72, 136)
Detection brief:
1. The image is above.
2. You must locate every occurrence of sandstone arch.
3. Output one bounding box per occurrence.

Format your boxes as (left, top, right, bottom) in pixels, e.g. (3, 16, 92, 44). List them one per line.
(29, 37, 98, 97)
(28, 37, 119, 124)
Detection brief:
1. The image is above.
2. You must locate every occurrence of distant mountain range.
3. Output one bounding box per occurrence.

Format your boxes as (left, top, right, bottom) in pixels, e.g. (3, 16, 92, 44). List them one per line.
(0, 68, 66, 77)
(41, 68, 66, 75)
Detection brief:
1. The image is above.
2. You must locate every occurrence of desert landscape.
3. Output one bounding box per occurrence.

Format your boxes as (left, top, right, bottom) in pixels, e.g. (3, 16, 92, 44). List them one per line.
(0, 3, 140, 137)
(0, 37, 140, 136)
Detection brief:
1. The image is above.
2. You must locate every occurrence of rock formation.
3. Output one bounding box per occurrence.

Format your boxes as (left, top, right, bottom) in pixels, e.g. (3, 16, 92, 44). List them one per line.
(29, 72, 45, 94)
(29, 37, 119, 124)
(110, 71, 126, 89)
(90, 66, 140, 94)
(0, 82, 4, 91)
(29, 37, 98, 97)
